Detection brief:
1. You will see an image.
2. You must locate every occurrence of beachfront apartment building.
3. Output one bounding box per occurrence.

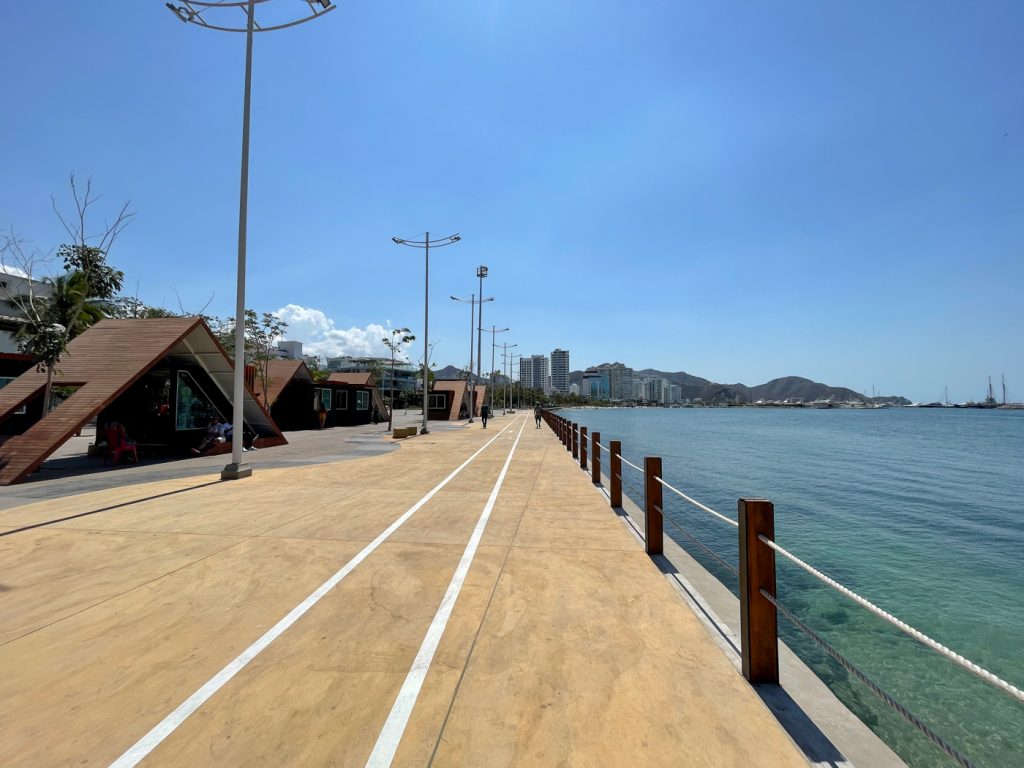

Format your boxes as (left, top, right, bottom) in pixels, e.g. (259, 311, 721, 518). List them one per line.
(550, 348, 570, 394)
(520, 354, 550, 394)
(588, 362, 633, 401)
(581, 370, 610, 400)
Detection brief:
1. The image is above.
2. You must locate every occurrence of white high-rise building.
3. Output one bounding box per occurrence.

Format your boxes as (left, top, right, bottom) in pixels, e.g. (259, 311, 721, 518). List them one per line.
(520, 357, 534, 389)
(550, 348, 570, 394)
(521, 354, 549, 393)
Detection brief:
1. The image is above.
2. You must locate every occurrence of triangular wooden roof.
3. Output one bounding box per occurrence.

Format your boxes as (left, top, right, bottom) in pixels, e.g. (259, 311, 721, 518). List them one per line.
(0, 318, 284, 485)
(256, 359, 313, 407)
(327, 372, 374, 387)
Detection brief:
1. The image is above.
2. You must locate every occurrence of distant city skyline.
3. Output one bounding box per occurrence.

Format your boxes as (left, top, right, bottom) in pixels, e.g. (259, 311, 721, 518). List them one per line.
(1, 2, 1021, 405)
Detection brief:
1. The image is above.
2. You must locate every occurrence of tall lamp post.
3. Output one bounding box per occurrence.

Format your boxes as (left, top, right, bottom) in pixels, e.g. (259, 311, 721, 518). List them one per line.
(500, 342, 518, 414)
(510, 353, 523, 411)
(475, 265, 488, 389)
(392, 232, 461, 434)
(488, 325, 509, 410)
(451, 294, 493, 422)
(166, 0, 335, 481)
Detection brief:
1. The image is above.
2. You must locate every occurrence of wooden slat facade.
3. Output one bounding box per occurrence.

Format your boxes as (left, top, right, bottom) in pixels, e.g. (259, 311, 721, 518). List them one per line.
(0, 318, 285, 485)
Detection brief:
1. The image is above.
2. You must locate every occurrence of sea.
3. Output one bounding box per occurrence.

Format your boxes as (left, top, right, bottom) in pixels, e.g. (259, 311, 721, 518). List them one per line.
(560, 406, 1023, 768)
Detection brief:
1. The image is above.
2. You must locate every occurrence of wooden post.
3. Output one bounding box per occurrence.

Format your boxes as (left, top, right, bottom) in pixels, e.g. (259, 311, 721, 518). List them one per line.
(579, 426, 588, 470)
(591, 431, 601, 484)
(571, 422, 579, 458)
(610, 440, 622, 507)
(739, 498, 778, 684)
(644, 456, 663, 555)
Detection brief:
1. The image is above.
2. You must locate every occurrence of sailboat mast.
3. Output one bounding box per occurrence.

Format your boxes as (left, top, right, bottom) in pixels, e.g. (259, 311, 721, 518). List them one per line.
(1003, 374, 1007, 405)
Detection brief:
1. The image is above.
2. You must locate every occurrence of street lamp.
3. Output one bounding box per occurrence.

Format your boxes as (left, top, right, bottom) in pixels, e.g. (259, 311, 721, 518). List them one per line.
(488, 325, 509, 410)
(510, 353, 523, 411)
(451, 294, 493, 422)
(392, 232, 461, 434)
(167, 0, 335, 481)
(500, 342, 518, 414)
(475, 265, 488, 390)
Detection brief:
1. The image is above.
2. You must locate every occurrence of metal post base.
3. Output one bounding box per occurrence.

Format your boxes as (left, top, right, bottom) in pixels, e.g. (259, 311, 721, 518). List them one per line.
(420, 427, 430, 435)
(221, 462, 253, 480)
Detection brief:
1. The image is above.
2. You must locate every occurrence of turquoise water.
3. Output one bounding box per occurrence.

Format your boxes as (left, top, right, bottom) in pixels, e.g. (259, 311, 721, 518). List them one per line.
(561, 407, 1024, 768)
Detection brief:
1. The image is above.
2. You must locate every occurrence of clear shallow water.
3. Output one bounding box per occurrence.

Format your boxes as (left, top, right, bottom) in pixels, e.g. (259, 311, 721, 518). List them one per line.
(562, 407, 1024, 768)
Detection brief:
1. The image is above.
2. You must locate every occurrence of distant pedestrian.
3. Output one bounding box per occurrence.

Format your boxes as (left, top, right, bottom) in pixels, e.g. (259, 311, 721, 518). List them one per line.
(318, 402, 328, 430)
(534, 405, 542, 428)
(480, 403, 491, 429)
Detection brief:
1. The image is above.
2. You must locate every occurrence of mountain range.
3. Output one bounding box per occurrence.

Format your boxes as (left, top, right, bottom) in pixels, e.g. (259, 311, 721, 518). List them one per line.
(572, 368, 909, 404)
(434, 363, 909, 404)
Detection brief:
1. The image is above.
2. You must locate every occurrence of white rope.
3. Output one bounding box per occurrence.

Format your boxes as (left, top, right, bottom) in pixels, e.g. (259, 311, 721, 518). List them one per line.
(762, 589, 976, 768)
(758, 534, 1024, 706)
(620, 456, 644, 474)
(654, 477, 738, 529)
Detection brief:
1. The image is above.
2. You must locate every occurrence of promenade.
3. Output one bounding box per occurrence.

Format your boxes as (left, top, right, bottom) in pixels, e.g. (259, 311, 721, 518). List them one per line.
(0, 414, 810, 767)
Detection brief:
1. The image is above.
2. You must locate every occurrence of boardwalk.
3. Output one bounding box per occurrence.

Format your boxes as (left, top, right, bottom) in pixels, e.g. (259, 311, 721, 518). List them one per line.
(0, 416, 809, 767)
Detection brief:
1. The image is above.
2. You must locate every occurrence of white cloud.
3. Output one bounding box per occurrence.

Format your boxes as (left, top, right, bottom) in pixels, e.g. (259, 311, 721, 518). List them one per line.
(0, 263, 29, 278)
(275, 304, 402, 361)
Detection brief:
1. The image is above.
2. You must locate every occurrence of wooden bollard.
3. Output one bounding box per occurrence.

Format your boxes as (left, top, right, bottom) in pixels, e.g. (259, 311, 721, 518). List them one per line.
(579, 427, 588, 470)
(738, 498, 779, 684)
(610, 441, 622, 507)
(591, 431, 601, 484)
(644, 456, 663, 555)
(571, 423, 579, 458)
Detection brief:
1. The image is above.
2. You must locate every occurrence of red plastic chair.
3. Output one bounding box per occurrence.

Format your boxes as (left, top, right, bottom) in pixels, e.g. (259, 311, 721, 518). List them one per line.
(104, 423, 138, 465)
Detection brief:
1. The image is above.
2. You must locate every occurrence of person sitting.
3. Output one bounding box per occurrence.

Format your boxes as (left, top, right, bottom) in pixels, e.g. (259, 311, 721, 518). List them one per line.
(104, 421, 138, 465)
(192, 415, 229, 455)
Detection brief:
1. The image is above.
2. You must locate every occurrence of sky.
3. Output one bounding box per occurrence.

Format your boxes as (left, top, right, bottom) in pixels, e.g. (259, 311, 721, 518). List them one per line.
(1, 1, 1021, 403)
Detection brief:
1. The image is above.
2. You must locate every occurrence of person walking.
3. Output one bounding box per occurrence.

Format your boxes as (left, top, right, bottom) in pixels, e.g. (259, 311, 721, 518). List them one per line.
(480, 402, 491, 429)
(534, 405, 542, 429)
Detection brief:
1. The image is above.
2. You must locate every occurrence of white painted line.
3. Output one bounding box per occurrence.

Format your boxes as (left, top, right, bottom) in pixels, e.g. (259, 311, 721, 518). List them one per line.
(107, 420, 520, 768)
(365, 417, 528, 768)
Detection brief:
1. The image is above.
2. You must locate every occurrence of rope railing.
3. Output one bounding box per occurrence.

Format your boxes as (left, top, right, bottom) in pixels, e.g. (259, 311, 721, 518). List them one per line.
(655, 476, 738, 529)
(762, 588, 976, 768)
(659, 507, 740, 578)
(548, 409, 1020, 766)
(758, 534, 1024, 706)
(620, 455, 644, 474)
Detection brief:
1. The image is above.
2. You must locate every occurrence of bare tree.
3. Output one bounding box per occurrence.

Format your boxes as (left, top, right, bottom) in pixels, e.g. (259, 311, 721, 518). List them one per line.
(382, 327, 415, 430)
(0, 175, 133, 413)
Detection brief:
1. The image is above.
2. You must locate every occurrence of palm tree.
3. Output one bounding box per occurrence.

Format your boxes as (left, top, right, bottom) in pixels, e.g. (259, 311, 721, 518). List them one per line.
(15, 270, 111, 413)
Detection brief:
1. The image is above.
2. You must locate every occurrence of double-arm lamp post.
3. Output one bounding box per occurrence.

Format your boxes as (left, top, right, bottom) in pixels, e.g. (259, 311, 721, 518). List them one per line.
(167, 0, 335, 480)
(392, 232, 461, 434)
(488, 326, 509, 410)
(450, 294, 493, 422)
(500, 343, 518, 414)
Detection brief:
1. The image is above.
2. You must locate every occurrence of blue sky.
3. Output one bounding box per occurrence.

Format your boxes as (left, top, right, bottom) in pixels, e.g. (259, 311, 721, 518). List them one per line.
(1, 1, 1021, 403)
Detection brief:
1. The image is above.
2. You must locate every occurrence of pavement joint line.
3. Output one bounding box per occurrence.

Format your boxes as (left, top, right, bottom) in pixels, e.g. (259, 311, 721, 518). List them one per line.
(365, 416, 529, 768)
(0, 481, 223, 538)
(105, 418, 521, 768)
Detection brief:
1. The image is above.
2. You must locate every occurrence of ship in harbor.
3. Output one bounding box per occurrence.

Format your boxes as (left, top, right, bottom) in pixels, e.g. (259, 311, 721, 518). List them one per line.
(964, 376, 1000, 409)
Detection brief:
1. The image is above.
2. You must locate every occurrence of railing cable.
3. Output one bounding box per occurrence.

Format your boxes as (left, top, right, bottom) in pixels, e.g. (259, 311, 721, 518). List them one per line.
(655, 476, 738, 529)
(660, 508, 739, 577)
(762, 588, 976, 768)
(758, 534, 1024, 705)
(620, 455, 644, 474)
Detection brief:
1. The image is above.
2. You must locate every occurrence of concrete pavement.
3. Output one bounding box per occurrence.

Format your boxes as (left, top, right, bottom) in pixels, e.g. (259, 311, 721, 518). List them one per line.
(1, 413, 814, 767)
